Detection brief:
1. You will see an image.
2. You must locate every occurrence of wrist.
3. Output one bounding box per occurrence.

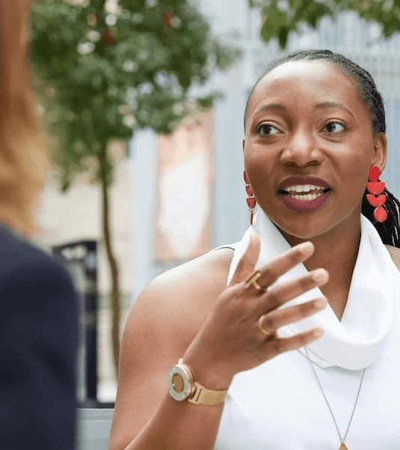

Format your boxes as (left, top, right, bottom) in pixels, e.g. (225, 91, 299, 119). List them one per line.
(168, 358, 230, 406)
(180, 355, 233, 390)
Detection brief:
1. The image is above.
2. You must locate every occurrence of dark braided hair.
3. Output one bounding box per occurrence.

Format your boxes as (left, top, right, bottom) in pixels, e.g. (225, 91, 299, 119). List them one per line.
(244, 49, 400, 248)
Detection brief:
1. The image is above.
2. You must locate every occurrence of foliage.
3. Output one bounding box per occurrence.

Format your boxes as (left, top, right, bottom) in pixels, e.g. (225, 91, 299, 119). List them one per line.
(29, 0, 239, 376)
(30, 0, 239, 188)
(248, 0, 400, 48)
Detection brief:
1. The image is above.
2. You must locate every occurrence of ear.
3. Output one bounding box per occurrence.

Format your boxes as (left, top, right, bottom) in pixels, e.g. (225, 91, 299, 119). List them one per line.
(372, 132, 387, 172)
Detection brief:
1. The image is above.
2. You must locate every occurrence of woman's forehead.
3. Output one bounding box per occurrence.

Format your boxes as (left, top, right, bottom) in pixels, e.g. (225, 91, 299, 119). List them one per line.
(258, 60, 356, 98)
(246, 60, 364, 118)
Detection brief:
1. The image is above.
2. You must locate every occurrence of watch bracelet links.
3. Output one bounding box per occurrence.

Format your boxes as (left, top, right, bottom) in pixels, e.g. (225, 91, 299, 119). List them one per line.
(188, 382, 228, 405)
(180, 359, 228, 406)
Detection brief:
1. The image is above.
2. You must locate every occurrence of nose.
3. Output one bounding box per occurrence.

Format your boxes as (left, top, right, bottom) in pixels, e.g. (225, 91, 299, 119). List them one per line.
(280, 128, 323, 167)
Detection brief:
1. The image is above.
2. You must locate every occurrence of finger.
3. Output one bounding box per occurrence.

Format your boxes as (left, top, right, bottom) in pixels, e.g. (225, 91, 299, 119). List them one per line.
(258, 268, 329, 312)
(257, 297, 326, 336)
(229, 232, 261, 286)
(255, 241, 315, 290)
(267, 327, 324, 358)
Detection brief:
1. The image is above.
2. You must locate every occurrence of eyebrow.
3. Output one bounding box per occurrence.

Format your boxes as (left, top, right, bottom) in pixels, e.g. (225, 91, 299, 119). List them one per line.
(252, 103, 286, 118)
(315, 101, 355, 118)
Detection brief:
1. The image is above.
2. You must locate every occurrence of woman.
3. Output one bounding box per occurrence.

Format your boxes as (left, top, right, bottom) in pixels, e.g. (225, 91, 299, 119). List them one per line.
(0, 2, 79, 449)
(110, 50, 400, 449)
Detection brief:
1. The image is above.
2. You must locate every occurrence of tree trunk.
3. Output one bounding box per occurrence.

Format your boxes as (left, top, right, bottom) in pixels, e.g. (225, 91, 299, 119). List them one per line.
(98, 148, 121, 376)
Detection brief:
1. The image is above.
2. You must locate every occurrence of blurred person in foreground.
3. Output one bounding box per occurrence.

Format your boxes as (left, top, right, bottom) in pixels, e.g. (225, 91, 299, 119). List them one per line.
(0, 1, 79, 449)
(110, 49, 400, 449)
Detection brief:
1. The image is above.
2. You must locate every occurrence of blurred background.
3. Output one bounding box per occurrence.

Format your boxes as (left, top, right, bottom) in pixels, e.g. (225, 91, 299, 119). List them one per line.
(30, 0, 400, 407)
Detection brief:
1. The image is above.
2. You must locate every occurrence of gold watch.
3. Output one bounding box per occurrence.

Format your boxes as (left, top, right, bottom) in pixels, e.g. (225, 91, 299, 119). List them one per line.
(167, 359, 227, 405)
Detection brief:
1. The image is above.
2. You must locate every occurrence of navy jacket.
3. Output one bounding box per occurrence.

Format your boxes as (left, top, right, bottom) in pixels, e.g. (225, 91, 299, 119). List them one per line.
(0, 226, 79, 450)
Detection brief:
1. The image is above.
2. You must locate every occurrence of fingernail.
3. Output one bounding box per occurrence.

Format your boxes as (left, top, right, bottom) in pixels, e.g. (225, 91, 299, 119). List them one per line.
(311, 269, 328, 283)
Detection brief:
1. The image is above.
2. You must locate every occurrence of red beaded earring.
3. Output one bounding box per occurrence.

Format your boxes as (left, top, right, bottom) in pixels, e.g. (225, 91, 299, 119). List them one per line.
(243, 170, 256, 225)
(366, 165, 388, 223)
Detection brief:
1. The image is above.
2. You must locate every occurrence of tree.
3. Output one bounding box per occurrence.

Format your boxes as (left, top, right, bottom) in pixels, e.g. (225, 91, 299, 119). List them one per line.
(248, 0, 400, 48)
(29, 0, 238, 374)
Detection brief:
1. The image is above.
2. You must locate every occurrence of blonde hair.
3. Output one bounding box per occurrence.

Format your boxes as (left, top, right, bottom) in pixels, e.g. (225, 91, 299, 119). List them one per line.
(0, 0, 48, 235)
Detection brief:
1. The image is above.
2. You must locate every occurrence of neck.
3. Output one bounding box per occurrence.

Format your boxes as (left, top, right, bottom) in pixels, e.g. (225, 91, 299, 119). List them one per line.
(280, 216, 361, 319)
(250, 211, 395, 369)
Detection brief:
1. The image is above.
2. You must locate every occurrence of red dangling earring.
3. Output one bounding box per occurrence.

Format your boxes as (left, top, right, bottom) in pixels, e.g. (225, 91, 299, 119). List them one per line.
(243, 170, 256, 225)
(366, 165, 388, 223)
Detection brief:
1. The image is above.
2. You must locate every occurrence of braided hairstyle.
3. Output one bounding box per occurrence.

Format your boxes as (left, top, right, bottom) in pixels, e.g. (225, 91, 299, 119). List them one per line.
(244, 49, 400, 248)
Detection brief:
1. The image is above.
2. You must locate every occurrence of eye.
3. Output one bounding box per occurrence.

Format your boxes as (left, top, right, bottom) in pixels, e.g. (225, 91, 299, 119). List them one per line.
(256, 123, 280, 136)
(323, 121, 345, 133)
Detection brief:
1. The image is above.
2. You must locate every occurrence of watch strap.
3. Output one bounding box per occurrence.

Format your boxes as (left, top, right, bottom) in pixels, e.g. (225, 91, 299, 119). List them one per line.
(188, 382, 227, 405)
(177, 359, 228, 406)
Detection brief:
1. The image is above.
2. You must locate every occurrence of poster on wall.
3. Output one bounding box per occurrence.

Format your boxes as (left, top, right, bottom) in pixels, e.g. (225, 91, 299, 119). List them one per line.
(153, 111, 214, 262)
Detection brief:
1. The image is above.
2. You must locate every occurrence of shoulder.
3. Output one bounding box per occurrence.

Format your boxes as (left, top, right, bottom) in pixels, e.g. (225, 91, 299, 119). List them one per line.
(0, 226, 56, 269)
(386, 245, 400, 271)
(0, 225, 68, 274)
(130, 246, 234, 323)
(122, 247, 234, 358)
(0, 227, 78, 308)
(148, 247, 234, 301)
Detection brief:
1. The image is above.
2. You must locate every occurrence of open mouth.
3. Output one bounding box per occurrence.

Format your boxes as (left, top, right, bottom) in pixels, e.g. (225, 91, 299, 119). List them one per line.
(279, 184, 331, 201)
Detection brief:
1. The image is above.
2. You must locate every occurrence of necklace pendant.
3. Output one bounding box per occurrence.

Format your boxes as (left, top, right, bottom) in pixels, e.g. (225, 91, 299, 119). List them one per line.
(339, 443, 348, 450)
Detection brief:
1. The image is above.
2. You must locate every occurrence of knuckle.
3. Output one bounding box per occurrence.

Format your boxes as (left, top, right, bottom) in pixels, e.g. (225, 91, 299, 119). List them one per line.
(262, 315, 274, 332)
(276, 338, 293, 355)
(289, 247, 304, 263)
(259, 266, 279, 287)
(299, 275, 315, 291)
(266, 288, 279, 305)
(298, 332, 312, 346)
(270, 340, 282, 357)
(299, 301, 314, 314)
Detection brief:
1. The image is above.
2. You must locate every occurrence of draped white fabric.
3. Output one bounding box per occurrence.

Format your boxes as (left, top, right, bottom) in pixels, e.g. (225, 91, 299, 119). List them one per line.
(227, 212, 398, 369)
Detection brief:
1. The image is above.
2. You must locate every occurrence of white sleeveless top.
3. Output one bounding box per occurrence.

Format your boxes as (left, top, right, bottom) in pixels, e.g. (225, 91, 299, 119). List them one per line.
(214, 213, 400, 449)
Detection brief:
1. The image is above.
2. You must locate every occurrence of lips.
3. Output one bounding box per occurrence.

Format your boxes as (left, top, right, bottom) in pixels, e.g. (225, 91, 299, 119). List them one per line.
(278, 177, 332, 212)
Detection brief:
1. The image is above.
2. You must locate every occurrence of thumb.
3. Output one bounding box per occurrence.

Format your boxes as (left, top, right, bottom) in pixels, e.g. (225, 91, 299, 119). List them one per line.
(229, 231, 261, 286)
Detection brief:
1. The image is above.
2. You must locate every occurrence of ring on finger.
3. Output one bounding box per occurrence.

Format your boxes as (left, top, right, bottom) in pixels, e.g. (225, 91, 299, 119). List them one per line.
(257, 315, 270, 336)
(245, 271, 265, 292)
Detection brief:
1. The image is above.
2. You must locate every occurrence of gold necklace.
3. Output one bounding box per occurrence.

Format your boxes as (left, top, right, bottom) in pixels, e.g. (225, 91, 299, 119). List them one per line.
(303, 347, 366, 450)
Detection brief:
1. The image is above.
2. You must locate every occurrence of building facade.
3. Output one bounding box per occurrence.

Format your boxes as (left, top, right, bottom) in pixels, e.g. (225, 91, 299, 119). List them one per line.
(132, 1, 400, 297)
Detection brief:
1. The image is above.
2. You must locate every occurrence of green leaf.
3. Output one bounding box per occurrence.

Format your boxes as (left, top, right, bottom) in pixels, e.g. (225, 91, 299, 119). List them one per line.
(249, 0, 400, 47)
(278, 27, 289, 48)
(30, 0, 239, 188)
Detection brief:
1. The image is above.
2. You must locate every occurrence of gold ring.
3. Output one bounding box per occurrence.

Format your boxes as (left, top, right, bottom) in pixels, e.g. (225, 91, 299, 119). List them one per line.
(245, 271, 265, 292)
(258, 315, 270, 336)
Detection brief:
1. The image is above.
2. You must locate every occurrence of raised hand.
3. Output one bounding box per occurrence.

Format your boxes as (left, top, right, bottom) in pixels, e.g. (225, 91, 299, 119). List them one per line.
(182, 233, 328, 389)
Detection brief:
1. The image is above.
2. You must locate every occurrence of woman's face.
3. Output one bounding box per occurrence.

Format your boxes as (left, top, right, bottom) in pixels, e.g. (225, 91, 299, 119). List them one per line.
(243, 60, 386, 243)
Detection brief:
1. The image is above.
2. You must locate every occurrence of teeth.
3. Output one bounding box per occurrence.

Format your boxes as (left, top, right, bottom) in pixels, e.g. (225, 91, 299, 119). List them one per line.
(290, 192, 322, 201)
(282, 184, 329, 201)
(286, 184, 322, 194)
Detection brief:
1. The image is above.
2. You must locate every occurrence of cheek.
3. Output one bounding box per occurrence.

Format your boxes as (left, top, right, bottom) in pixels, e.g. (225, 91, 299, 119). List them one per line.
(244, 146, 277, 176)
(336, 136, 375, 173)
(244, 158, 274, 193)
(345, 148, 374, 178)
(337, 153, 371, 204)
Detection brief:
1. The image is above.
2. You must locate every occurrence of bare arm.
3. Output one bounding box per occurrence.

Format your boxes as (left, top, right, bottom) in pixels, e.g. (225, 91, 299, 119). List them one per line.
(109, 248, 231, 450)
(110, 235, 328, 450)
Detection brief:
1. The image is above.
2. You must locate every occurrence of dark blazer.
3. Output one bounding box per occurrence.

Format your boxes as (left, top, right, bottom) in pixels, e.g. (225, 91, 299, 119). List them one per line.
(0, 225, 79, 450)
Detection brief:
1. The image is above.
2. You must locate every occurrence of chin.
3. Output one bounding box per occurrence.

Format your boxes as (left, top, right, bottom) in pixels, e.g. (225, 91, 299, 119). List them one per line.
(271, 209, 361, 246)
(269, 213, 336, 244)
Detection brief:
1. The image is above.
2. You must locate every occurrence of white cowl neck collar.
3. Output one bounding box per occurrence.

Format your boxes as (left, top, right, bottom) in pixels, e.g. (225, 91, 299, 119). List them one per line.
(227, 212, 399, 370)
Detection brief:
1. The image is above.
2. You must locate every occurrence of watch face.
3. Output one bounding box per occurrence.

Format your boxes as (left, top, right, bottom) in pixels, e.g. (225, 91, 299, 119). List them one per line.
(168, 364, 193, 401)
